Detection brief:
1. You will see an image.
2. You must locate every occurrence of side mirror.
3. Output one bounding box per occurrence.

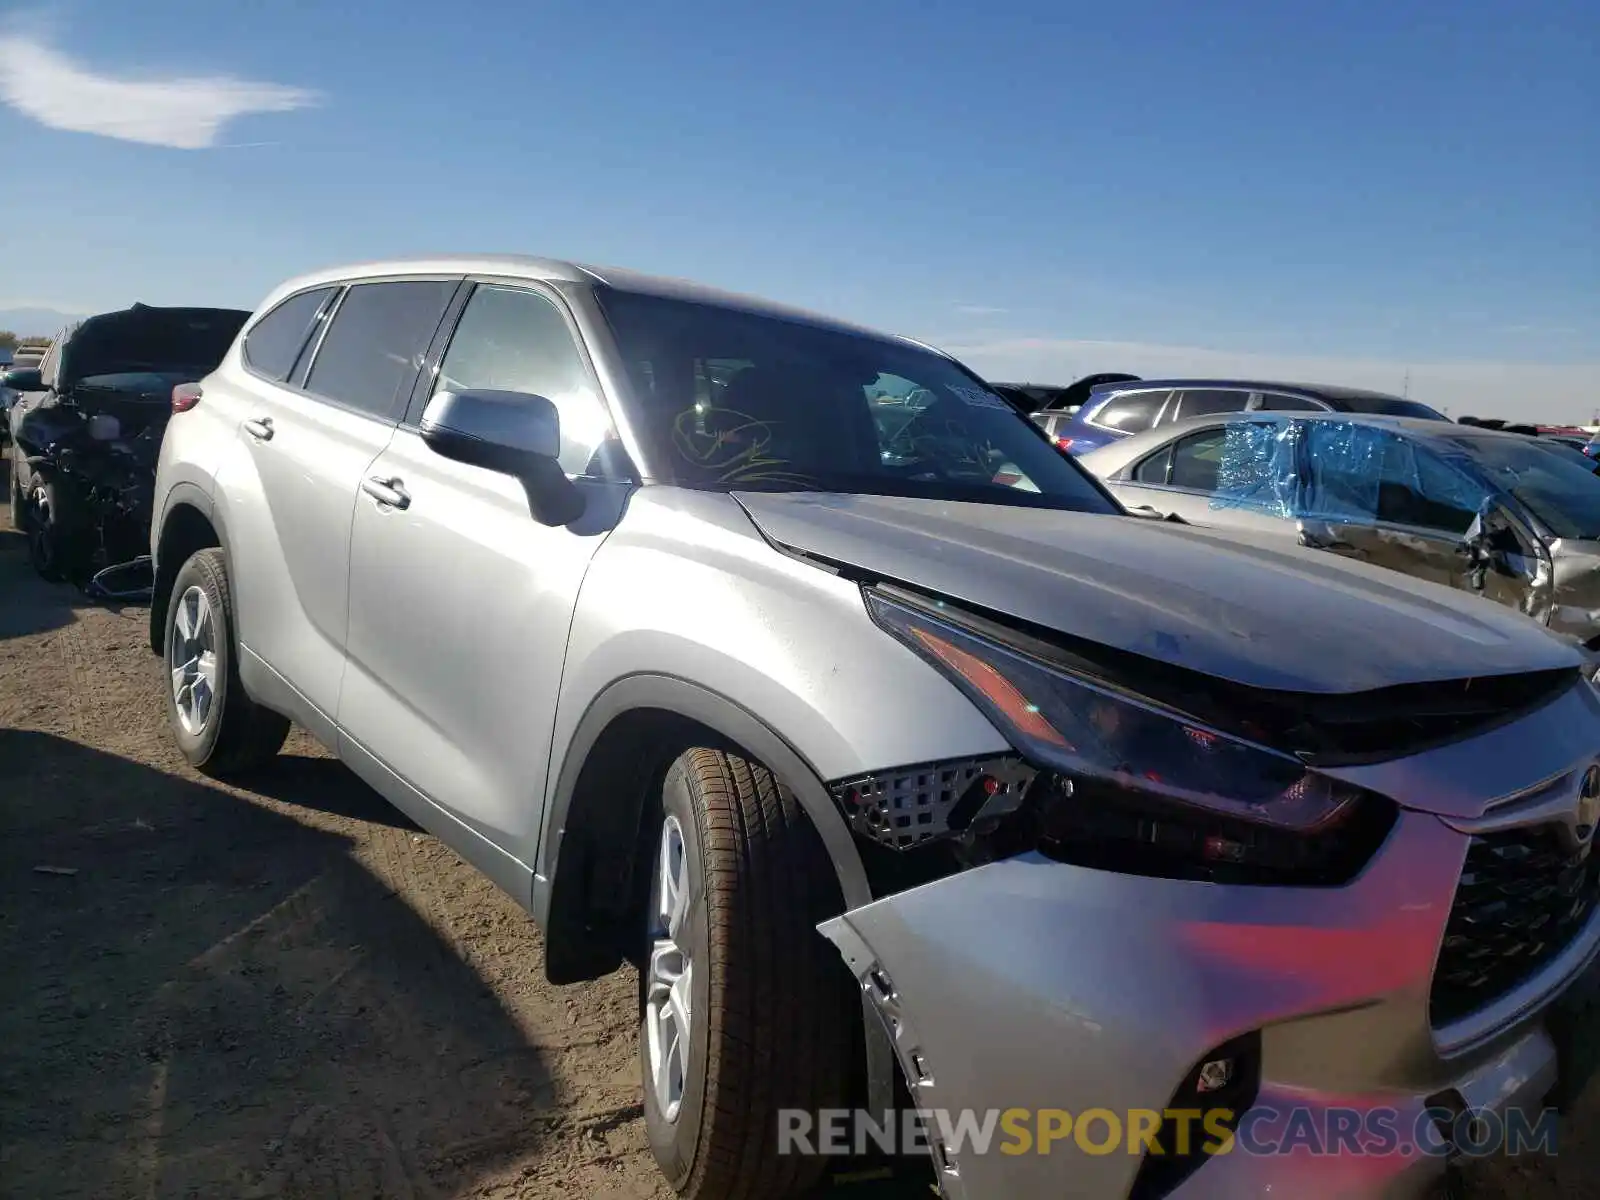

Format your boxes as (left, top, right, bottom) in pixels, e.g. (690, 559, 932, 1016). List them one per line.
(2, 367, 44, 391)
(419, 389, 584, 526)
(1127, 504, 1186, 524)
(1459, 504, 1530, 586)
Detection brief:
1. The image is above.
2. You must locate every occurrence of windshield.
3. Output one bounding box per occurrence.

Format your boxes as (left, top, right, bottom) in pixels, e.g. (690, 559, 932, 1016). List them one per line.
(1449, 434, 1600, 540)
(595, 287, 1120, 513)
(1338, 394, 1448, 420)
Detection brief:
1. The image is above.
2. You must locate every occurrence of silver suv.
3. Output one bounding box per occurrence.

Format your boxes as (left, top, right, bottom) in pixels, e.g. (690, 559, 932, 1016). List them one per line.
(151, 255, 1600, 1200)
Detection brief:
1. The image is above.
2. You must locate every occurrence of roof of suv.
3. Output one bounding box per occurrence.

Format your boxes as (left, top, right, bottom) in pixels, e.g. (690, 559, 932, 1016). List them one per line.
(1088, 377, 1417, 406)
(1107, 408, 1550, 458)
(266, 254, 937, 351)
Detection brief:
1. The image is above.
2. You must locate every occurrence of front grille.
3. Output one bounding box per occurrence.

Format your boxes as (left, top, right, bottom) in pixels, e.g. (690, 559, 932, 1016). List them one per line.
(1431, 826, 1600, 1028)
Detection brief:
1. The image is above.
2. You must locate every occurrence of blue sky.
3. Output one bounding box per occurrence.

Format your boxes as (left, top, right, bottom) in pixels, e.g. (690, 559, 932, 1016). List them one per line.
(1, 0, 1595, 417)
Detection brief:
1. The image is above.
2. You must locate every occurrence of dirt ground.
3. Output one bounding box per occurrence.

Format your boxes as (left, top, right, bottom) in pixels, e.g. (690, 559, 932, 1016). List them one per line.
(0, 449, 1595, 1200)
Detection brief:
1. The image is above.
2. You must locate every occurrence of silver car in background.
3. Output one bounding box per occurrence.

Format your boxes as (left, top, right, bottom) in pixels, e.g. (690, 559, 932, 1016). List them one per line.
(1081, 410, 1600, 649)
(150, 256, 1600, 1199)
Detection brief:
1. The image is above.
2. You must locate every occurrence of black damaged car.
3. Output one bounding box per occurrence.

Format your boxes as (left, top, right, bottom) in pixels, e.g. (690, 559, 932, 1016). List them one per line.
(4, 303, 249, 586)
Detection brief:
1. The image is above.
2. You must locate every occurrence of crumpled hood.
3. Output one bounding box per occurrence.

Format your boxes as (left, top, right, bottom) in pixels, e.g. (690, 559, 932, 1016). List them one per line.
(48, 305, 249, 391)
(732, 492, 1583, 693)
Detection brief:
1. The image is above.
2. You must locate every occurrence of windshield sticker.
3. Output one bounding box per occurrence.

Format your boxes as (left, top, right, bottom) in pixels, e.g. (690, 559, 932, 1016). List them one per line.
(949, 385, 1013, 412)
(671, 406, 820, 488)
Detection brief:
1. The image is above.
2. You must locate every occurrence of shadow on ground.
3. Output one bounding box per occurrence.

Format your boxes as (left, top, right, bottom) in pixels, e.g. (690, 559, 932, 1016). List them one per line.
(0, 729, 555, 1200)
(0, 452, 130, 641)
(240, 751, 421, 831)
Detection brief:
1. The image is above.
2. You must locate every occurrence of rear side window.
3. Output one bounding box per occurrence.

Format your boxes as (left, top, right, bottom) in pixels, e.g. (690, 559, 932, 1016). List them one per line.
(242, 288, 335, 382)
(306, 281, 457, 419)
(1256, 391, 1323, 412)
(1168, 429, 1230, 491)
(1092, 389, 1169, 434)
(1170, 389, 1249, 420)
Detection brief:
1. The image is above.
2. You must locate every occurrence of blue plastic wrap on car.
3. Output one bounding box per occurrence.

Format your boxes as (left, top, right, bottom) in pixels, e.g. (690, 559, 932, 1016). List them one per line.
(1209, 420, 1490, 520)
(1212, 421, 1301, 515)
(1300, 422, 1390, 520)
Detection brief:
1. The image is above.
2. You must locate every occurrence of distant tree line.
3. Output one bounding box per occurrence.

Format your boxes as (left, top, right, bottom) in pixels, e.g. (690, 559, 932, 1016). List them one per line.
(0, 330, 53, 352)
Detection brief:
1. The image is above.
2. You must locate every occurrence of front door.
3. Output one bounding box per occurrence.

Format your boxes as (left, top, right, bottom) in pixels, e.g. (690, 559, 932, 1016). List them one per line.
(1295, 426, 1550, 616)
(337, 280, 632, 874)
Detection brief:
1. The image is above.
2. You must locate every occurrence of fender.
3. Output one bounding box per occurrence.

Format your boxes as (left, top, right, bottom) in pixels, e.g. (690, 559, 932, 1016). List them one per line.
(538, 672, 897, 1112)
(148, 482, 227, 655)
(537, 672, 871, 927)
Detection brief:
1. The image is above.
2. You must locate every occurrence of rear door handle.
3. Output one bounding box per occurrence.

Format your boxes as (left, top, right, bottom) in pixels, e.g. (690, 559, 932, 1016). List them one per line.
(362, 476, 411, 510)
(243, 417, 274, 441)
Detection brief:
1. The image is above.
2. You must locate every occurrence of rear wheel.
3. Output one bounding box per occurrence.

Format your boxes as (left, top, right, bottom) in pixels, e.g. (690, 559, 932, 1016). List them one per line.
(163, 548, 289, 776)
(641, 747, 857, 1199)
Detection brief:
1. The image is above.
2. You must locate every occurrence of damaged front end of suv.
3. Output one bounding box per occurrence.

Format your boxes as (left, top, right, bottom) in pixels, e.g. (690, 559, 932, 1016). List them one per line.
(810, 576, 1600, 1200)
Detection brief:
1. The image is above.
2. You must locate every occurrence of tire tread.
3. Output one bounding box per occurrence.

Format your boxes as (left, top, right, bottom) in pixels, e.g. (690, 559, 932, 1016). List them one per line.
(676, 747, 855, 1200)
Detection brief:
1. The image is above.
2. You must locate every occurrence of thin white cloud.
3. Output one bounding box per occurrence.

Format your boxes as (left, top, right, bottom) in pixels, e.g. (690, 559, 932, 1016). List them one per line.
(0, 30, 318, 149)
(933, 333, 1600, 424)
(954, 304, 1009, 317)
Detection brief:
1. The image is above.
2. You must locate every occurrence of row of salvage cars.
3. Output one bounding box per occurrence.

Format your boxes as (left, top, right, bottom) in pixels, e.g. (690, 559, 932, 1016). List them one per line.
(2, 304, 248, 596)
(1022, 376, 1600, 650)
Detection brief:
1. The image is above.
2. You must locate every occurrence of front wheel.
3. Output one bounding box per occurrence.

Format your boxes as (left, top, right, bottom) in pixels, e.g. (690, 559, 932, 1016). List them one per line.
(26, 476, 91, 582)
(641, 747, 857, 1199)
(8, 456, 28, 531)
(163, 548, 289, 776)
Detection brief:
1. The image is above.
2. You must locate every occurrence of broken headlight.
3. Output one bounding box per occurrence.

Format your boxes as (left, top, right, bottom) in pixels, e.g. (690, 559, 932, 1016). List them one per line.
(866, 588, 1395, 885)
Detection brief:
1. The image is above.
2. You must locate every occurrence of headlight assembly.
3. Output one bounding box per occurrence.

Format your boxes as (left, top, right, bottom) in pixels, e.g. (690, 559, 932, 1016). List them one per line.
(865, 587, 1396, 885)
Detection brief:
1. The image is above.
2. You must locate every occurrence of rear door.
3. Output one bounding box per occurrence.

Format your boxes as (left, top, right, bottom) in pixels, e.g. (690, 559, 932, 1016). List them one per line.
(337, 279, 632, 874)
(214, 277, 460, 727)
(1110, 419, 1301, 537)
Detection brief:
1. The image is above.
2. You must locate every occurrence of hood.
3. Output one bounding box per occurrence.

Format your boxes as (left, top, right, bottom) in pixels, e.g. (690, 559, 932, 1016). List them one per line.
(47, 304, 249, 391)
(732, 492, 1583, 693)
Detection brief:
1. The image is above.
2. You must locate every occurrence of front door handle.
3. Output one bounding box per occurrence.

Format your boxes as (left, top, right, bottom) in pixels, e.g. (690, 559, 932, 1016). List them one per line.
(243, 416, 274, 441)
(362, 476, 411, 510)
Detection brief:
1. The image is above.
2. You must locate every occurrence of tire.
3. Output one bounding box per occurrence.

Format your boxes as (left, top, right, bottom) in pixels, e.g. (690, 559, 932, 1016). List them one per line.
(25, 475, 91, 583)
(162, 548, 289, 776)
(641, 747, 857, 1200)
(7, 455, 27, 531)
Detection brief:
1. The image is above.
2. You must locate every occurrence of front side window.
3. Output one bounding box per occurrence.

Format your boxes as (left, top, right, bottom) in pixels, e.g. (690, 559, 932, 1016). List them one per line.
(1091, 389, 1169, 434)
(306, 280, 457, 420)
(1375, 438, 1488, 535)
(244, 287, 335, 382)
(595, 287, 1118, 512)
(433, 285, 616, 476)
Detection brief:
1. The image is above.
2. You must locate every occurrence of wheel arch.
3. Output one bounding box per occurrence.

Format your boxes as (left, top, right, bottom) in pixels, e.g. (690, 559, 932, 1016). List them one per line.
(538, 673, 872, 986)
(149, 485, 228, 656)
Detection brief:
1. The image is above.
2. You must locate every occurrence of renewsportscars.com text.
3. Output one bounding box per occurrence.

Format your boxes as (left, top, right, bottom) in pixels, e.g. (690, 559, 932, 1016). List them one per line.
(777, 1105, 1562, 1160)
